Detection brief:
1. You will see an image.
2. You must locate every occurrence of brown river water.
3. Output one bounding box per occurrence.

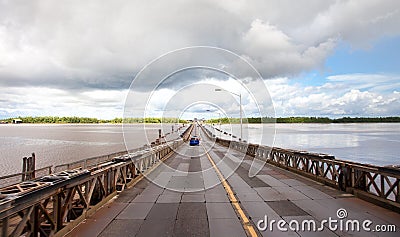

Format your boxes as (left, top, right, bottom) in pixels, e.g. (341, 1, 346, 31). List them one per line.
(1, 123, 399, 177)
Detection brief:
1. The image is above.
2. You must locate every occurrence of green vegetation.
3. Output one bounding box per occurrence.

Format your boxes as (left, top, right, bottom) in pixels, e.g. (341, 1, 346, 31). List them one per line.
(0, 116, 187, 124)
(276, 117, 335, 123)
(119, 117, 187, 124)
(207, 116, 400, 124)
(2, 116, 399, 124)
(331, 117, 400, 123)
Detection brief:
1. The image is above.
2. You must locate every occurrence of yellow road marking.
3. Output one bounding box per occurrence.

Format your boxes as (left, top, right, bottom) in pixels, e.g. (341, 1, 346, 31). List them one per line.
(202, 145, 259, 237)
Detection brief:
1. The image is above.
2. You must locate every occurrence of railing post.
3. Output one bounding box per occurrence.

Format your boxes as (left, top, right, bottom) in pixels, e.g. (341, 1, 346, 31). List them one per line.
(27, 157, 31, 180)
(31, 153, 36, 179)
(354, 169, 367, 191)
(315, 161, 320, 176)
(381, 174, 385, 198)
(31, 204, 39, 237)
(345, 165, 353, 189)
(339, 165, 350, 191)
(22, 157, 27, 181)
(54, 193, 63, 231)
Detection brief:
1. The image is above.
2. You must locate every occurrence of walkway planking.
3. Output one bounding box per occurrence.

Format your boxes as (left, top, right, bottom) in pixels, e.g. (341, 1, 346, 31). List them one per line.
(66, 129, 399, 237)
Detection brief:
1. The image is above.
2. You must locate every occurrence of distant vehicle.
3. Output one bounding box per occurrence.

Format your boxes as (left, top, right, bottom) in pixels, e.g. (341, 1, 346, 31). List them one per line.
(189, 136, 200, 146)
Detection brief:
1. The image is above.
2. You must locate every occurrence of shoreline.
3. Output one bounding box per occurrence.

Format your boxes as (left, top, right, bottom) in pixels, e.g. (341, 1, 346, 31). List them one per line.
(1, 121, 400, 125)
(2, 116, 400, 124)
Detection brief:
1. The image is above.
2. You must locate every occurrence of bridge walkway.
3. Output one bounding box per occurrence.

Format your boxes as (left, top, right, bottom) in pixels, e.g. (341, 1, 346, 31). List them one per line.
(66, 128, 400, 237)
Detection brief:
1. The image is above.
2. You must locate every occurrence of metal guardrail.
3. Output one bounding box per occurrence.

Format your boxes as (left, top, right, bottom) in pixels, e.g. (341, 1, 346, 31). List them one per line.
(0, 167, 52, 189)
(0, 125, 188, 188)
(0, 124, 193, 237)
(201, 124, 400, 213)
(53, 146, 148, 173)
(0, 149, 151, 189)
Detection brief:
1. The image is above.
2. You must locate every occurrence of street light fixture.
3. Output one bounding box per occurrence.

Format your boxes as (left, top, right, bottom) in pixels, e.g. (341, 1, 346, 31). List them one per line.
(214, 88, 243, 141)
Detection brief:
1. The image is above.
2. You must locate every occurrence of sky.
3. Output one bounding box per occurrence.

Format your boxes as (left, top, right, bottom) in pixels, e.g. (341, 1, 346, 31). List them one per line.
(0, 0, 399, 120)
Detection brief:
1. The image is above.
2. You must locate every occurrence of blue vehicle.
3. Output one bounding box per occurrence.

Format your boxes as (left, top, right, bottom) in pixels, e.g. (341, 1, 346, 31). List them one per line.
(189, 136, 200, 146)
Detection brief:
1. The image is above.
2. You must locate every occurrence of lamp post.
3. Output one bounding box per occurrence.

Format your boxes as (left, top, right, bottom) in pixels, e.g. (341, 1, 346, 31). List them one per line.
(218, 112, 221, 138)
(214, 88, 243, 141)
(206, 109, 221, 138)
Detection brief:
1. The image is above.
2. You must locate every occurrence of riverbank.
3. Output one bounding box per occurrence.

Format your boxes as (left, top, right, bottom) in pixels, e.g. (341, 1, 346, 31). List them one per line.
(0, 116, 188, 124)
(208, 116, 400, 124)
(2, 116, 400, 124)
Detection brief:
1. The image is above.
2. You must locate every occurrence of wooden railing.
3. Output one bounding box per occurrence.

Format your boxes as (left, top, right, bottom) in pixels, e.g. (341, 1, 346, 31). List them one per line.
(201, 124, 400, 213)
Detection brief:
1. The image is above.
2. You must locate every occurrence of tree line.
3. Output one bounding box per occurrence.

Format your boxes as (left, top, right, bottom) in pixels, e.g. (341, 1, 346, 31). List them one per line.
(0, 116, 187, 124)
(2, 116, 399, 124)
(207, 116, 400, 124)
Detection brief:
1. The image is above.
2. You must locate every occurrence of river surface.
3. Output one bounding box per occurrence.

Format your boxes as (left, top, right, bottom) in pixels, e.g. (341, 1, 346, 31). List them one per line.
(0, 124, 174, 176)
(217, 123, 400, 167)
(0, 123, 399, 177)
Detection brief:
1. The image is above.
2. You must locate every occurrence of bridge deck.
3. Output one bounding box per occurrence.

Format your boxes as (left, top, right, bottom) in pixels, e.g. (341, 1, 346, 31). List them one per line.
(66, 130, 400, 237)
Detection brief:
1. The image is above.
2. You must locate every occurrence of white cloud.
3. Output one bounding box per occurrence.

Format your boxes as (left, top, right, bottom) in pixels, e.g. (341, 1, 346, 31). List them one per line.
(298, 0, 400, 47)
(0, 73, 399, 119)
(0, 87, 127, 119)
(0, 1, 399, 118)
(265, 74, 400, 117)
(326, 73, 400, 93)
(240, 20, 337, 77)
(138, 73, 400, 119)
(0, 0, 399, 89)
